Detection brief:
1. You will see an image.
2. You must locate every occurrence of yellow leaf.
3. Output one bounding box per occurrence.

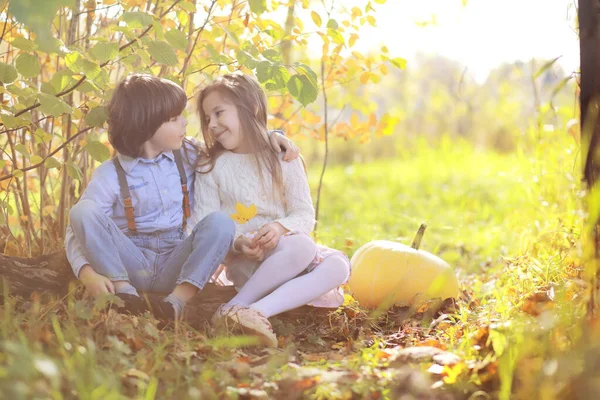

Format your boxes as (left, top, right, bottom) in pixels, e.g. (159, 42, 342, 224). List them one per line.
(351, 7, 362, 19)
(351, 51, 363, 60)
(368, 113, 376, 127)
(311, 11, 322, 27)
(360, 71, 370, 84)
(381, 46, 389, 54)
(42, 205, 55, 216)
(379, 63, 389, 75)
(349, 33, 358, 47)
(124, 0, 146, 7)
(366, 15, 376, 27)
(230, 202, 257, 224)
(161, 19, 176, 29)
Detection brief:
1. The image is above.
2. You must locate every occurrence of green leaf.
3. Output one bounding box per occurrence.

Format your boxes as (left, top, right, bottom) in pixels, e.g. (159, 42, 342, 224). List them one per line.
(165, 29, 188, 51)
(123, 11, 153, 28)
(294, 63, 318, 89)
(90, 42, 119, 63)
(15, 53, 41, 78)
(11, 37, 37, 51)
(0, 63, 18, 84)
(152, 20, 164, 41)
(287, 74, 318, 106)
(30, 155, 43, 164)
(84, 141, 111, 162)
(178, 1, 197, 12)
(50, 70, 75, 92)
(44, 157, 61, 169)
(1, 114, 20, 129)
(262, 49, 282, 63)
(390, 57, 407, 69)
(67, 162, 83, 181)
(38, 93, 73, 116)
(327, 29, 345, 45)
(65, 52, 101, 79)
(265, 65, 290, 91)
(147, 40, 178, 66)
(15, 144, 30, 159)
(85, 106, 108, 127)
(9, 0, 73, 52)
(256, 61, 272, 83)
(248, 0, 267, 14)
(236, 50, 258, 69)
(326, 19, 339, 30)
(41, 82, 57, 95)
(534, 56, 561, 79)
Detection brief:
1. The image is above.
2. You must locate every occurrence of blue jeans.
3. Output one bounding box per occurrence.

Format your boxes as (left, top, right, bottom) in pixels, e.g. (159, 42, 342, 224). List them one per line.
(69, 199, 235, 292)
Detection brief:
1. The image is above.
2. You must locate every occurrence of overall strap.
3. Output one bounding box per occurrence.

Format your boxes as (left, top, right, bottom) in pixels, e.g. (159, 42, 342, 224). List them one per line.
(173, 149, 191, 230)
(113, 157, 137, 232)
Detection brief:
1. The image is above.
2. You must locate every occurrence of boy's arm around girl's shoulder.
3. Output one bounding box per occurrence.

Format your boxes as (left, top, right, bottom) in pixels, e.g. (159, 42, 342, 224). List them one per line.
(274, 156, 316, 234)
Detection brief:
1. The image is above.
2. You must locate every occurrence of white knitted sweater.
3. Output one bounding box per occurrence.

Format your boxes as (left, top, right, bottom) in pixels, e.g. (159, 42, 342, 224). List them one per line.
(192, 151, 315, 238)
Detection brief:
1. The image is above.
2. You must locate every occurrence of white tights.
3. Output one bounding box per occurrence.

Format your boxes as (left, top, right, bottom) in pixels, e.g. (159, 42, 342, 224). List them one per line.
(226, 235, 350, 318)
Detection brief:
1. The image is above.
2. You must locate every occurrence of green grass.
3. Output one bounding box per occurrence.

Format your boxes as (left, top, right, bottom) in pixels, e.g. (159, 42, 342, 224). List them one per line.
(0, 132, 589, 399)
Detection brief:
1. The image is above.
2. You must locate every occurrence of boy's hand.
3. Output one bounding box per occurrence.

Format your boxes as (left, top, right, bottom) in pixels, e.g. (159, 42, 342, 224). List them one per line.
(254, 222, 287, 251)
(235, 236, 265, 262)
(269, 130, 299, 161)
(79, 264, 115, 297)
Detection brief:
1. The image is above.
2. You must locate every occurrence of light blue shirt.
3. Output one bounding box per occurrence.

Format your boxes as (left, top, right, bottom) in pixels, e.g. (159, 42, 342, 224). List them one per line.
(65, 141, 198, 277)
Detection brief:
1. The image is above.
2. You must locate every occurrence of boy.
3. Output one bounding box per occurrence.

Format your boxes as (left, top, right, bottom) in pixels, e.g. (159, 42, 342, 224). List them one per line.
(65, 74, 298, 319)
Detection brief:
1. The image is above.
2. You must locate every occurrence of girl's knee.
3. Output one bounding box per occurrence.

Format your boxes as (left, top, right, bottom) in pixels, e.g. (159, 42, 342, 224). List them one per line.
(279, 234, 317, 263)
(320, 255, 351, 283)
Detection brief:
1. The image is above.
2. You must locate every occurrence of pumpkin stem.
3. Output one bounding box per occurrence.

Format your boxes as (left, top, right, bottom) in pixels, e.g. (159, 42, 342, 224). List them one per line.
(410, 223, 427, 250)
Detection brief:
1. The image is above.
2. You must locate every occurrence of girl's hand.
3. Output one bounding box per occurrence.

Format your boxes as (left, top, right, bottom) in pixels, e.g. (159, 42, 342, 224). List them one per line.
(79, 264, 115, 297)
(254, 222, 287, 251)
(235, 236, 266, 262)
(269, 131, 299, 161)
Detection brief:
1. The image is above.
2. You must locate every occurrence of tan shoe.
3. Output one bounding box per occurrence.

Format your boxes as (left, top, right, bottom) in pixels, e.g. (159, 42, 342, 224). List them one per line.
(212, 305, 278, 347)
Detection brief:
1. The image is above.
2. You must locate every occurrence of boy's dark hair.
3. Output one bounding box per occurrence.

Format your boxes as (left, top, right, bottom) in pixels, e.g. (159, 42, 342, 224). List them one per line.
(107, 74, 187, 158)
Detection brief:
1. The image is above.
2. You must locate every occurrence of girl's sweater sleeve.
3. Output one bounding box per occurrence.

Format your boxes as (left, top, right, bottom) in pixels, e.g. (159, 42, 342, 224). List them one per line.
(192, 167, 221, 229)
(274, 158, 316, 234)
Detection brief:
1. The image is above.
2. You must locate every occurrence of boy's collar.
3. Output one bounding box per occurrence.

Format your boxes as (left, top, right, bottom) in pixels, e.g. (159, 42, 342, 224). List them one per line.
(117, 151, 175, 174)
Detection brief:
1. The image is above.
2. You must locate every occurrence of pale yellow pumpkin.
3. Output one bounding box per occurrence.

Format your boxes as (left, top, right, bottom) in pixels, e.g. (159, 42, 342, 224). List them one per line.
(349, 224, 459, 309)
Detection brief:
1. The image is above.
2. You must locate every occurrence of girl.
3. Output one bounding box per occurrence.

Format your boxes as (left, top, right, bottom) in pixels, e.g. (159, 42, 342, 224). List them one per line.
(193, 73, 351, 346)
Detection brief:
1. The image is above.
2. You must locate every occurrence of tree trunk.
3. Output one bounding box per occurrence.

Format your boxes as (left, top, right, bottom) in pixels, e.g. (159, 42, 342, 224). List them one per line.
(580, 0, 600, 315)
(0, 251, 317, 328)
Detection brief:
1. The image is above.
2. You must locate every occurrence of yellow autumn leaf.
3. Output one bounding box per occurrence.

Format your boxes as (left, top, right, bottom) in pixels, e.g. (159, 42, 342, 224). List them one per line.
(230, 202, 257, 224)
(311, 11, 322, 27)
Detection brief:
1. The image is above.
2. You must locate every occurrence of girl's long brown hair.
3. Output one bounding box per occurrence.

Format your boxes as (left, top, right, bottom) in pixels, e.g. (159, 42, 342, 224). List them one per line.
(196, 73, 285, 205)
